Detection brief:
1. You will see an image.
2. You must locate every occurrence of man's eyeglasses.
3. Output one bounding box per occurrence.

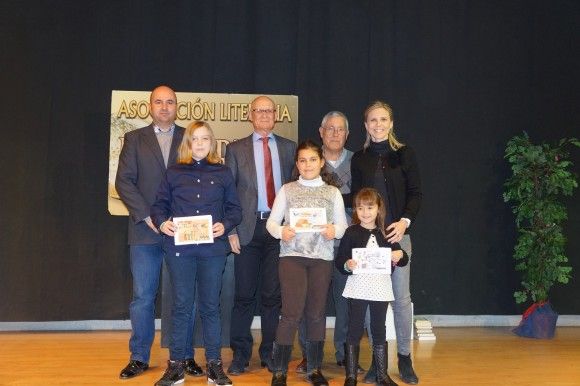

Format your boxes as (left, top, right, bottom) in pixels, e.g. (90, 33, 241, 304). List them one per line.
(323, 126, 347, 134)
(252, 108, 275, 115)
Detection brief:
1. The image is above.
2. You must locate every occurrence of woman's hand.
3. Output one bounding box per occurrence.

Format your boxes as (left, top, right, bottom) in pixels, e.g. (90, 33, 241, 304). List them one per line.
(320, 224, 336, 240)
(386, 220, 407, 243)
(281, 226, 296, 242)
(160, 220, 176, 236)
(346, 259, 357, 271)
(391, 250, 403, 264)
(212, 222, 225, 238)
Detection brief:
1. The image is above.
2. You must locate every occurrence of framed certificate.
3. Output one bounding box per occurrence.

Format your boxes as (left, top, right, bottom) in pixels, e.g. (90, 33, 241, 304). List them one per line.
(352, 247, 391, 274)
(173, 215, 213, 245)
(289, 207, 327, 233)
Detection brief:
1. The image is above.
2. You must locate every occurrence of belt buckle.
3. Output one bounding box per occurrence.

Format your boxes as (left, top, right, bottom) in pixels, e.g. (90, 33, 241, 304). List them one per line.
(259, 211, 270, 220)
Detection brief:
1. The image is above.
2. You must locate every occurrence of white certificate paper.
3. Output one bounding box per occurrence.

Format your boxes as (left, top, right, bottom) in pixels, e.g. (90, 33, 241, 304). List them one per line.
(352, 247, 391, 274)
(173, 215, 214, 245)
(289, 207, 327, 233)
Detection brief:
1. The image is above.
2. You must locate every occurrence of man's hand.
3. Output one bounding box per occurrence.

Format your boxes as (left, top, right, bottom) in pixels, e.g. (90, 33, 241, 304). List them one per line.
(145, 217, 160, 234)
(229, 234, 241, 254)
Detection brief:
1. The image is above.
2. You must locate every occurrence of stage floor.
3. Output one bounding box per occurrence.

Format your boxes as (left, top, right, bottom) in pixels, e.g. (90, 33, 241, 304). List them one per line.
(1, 327, 579, 385)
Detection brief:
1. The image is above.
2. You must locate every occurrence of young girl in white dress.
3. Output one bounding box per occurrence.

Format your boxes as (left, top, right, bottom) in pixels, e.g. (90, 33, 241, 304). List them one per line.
(336, 187, 408, 386)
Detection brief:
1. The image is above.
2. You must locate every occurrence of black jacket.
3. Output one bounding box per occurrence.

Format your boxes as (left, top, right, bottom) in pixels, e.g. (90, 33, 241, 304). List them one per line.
(350, 144, 422, 231)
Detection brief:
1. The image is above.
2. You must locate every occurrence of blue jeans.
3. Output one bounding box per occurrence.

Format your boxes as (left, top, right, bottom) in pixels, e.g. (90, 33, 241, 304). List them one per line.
(166, 252, 226, 361)
(392, 235, 412, 355)
(129, 244, 164, 364)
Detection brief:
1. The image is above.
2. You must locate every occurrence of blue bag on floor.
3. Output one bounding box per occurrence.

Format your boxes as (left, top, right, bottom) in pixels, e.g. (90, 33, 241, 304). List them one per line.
(513, 301, 558, 339)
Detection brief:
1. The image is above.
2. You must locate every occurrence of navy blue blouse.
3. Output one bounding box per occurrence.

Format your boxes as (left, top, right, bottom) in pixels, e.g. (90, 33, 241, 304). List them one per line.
(151, 159, 242, 257)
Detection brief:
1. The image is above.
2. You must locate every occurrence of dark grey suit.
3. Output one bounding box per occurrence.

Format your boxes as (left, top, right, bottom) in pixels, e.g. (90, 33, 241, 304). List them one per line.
(115, 124, 184, 363)
(116, 124, 184, 244)
(225, 133, 296, 366)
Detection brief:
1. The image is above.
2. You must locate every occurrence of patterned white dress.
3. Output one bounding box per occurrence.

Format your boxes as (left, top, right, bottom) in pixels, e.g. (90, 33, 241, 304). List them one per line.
(342, 234, 394, 301)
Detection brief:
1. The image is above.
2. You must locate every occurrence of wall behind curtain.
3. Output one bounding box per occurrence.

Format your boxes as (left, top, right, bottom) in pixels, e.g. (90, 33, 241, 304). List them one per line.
(1, 0, 578, 321)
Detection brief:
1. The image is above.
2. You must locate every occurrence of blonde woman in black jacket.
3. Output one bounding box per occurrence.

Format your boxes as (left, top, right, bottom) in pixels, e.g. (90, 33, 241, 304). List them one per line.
(350, 101, 422, 385)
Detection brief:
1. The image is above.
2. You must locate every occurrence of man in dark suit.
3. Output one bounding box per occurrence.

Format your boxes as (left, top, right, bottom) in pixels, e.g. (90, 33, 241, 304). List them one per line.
(225, 96, 297, 375)
(116, 85, 202, 380)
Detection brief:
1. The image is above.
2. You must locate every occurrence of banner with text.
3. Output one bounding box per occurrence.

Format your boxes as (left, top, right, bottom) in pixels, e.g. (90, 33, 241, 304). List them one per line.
(109, 91, 299, 215)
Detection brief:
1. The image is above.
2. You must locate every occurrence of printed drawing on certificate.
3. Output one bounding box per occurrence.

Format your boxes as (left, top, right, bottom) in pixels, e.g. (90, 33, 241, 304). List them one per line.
(173, 215, 214, 245)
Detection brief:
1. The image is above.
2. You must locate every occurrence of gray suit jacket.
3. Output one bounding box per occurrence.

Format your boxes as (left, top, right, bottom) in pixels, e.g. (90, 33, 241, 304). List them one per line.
(115, 124, 185, 245)
(225, 133, 297, 246)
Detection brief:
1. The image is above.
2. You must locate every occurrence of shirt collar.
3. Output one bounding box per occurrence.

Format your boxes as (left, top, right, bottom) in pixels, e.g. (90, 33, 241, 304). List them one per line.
(253, 131, 274, 142)
(154, 124, 175, 134)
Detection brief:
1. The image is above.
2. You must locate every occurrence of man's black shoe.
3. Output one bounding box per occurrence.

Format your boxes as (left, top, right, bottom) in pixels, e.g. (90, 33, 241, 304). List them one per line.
(154, 360, 185, 386)
(119, 360, 148, 379)
(397, 353, 419, 385)
(305, 369, 329, 386)
(184, 358, 204, 376)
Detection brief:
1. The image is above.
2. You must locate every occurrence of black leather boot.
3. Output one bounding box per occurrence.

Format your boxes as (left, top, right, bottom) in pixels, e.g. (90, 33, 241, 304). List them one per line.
(344, 343, 359, 386)
(374, 343, 398, 386)
(271, 342, 292, 386)
(306, 340, 329, 386)
(397, 353, 419, 384)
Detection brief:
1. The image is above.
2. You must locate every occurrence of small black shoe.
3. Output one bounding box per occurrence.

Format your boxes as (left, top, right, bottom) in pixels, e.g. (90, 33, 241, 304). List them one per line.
(184, 357, 204, 376)
(295, 357, 307, 373)
(154, 360, 185, 386)
(227, 359, 247, 375)
(306, 369, 329, 386)
(119, 359, 148, 379)
(397, 353, 419, 385)
(207, 359, 233, 385)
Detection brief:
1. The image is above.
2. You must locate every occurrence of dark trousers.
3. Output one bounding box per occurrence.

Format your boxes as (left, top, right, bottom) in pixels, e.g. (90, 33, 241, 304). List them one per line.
(347, 298, 388, 345)
(230, 219, 281, 362)
(276, 256, 333, 345)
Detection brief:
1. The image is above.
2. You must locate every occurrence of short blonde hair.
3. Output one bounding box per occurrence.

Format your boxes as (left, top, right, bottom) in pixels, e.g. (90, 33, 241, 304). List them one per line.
(177, 121, 221, 164)
(363, 100, 404, 151)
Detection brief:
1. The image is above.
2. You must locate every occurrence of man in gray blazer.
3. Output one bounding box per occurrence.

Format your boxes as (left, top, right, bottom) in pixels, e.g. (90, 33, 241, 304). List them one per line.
(225, 96, 297, 375)
(116, 85, 202, 379)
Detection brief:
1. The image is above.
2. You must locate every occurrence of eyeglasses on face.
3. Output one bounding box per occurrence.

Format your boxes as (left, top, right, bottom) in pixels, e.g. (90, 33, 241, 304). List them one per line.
(252, 108, 275, 115)
(323, 126, 347, 134)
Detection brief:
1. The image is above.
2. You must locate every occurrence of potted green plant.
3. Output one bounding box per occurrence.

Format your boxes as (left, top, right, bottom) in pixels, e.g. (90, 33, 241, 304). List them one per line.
(503, 132, 579, 338)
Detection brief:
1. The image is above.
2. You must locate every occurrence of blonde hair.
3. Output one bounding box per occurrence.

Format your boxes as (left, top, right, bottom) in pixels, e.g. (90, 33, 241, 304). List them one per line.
(352, 187, 388, 239)
(362, 100, 404, 151)
(177, 121, 221, 164)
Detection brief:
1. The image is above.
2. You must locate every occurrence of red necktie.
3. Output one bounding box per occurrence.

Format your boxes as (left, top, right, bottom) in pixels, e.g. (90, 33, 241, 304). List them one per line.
(262, 137, 275, 209)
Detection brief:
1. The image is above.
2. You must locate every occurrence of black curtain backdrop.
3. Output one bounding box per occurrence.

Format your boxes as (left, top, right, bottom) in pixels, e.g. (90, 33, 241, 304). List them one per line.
(1, 0, 578, 321)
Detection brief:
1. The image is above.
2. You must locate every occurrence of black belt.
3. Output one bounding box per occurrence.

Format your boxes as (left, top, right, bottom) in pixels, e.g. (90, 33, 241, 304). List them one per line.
(256, 211, 271, 220)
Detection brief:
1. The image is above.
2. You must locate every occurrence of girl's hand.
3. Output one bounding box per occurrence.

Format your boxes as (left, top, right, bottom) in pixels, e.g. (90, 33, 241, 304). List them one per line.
(160, 220, 176, 236)
(346, 259, 357, 271)
(391, 250, 403, 264)
(213, 222, 225, 237)
(386, 220, 407, 243)
(281, 226, 296, 242)
(320, 224, 336, 240)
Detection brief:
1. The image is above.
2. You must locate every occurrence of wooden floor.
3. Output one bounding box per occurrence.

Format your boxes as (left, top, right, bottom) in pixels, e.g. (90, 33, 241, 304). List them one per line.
(1, 327, 579, 385)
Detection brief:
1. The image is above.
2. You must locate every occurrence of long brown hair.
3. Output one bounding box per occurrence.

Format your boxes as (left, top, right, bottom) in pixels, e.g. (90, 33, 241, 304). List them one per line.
(177, 121, 221, 164)
(352, 187, 388, 238)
